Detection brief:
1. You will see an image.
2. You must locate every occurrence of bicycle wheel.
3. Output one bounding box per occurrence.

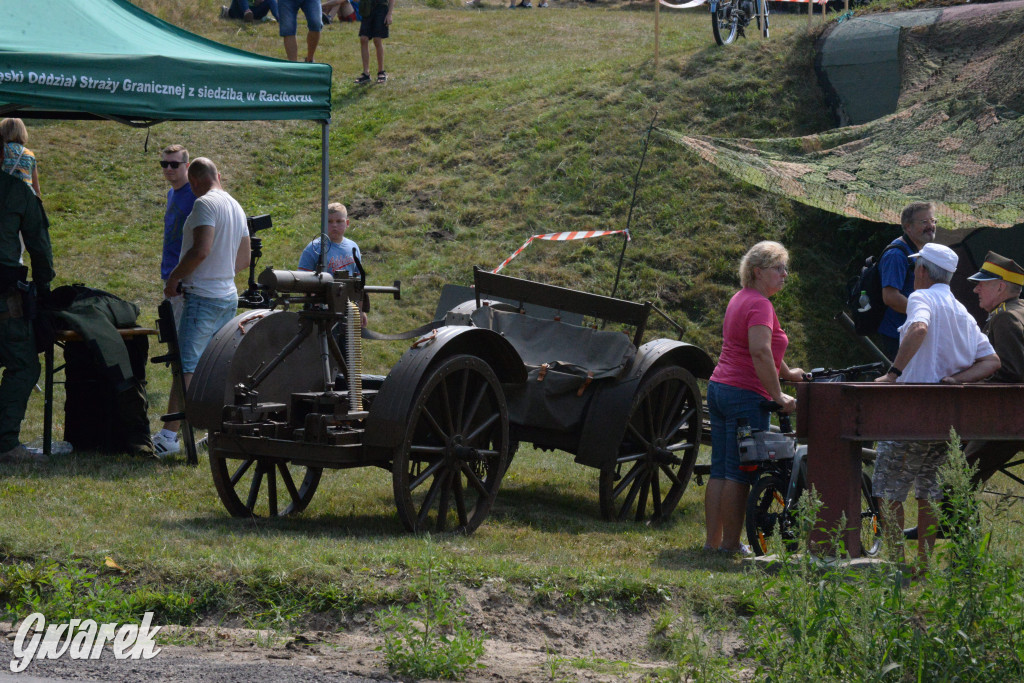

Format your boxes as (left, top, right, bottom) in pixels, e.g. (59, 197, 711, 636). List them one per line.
(746, 474, 799, 556)
(711, 0, 739, 46)
(860, 471, 882, 557)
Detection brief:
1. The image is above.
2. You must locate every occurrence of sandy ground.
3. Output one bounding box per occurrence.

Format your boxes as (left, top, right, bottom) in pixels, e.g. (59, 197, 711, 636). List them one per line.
(0, 583, 680, 682)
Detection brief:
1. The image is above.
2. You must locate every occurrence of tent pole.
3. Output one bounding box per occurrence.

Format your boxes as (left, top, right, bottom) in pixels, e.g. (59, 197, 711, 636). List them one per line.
(319, 119, 330, 275)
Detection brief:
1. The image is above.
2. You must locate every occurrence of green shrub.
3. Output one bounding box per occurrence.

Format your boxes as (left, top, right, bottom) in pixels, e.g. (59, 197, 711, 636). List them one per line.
(376, 551, 486, 680)
(745, 432, 1024, 681)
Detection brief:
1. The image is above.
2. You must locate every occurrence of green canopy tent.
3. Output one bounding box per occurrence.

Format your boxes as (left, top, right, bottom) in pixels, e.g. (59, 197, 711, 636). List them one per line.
(0, 0, 334, 252)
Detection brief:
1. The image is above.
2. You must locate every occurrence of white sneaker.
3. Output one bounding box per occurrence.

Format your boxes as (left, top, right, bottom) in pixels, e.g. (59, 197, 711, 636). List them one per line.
(220, 5, 229, 18)
(152, 432, 180, 458)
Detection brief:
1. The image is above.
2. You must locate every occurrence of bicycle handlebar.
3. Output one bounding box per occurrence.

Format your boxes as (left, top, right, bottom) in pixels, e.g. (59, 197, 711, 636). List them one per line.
(799, 361, 886, 383)
(759, 400, 793, 434)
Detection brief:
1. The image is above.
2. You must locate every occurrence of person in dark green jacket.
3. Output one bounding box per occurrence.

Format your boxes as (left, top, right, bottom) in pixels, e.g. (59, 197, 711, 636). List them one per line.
(0, 170, 54, 463)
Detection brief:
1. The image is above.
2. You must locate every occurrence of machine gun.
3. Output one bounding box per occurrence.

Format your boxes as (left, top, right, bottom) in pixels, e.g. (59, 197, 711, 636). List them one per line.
(225, 267, 400, 428)
(238, 214, 274, 309)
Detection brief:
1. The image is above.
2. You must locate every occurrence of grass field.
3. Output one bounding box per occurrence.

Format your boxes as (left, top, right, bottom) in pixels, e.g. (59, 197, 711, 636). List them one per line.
(5, 0, 1024, 679)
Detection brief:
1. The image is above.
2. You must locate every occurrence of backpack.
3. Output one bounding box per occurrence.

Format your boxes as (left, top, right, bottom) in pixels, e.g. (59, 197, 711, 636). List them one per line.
(846, 237, 914, 335)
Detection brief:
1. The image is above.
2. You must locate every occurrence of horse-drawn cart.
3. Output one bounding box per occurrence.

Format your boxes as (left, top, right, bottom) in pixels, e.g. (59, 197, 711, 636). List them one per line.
(186, 265, 713, 533)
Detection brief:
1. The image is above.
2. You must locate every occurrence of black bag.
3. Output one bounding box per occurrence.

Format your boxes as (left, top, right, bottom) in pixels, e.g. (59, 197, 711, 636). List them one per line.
(64, 334, 151, 455)
(846, 237, 914, 335)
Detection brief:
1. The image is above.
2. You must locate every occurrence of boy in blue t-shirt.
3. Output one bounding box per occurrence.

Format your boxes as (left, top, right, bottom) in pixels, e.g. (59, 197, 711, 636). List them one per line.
(299, 202, 367, 326)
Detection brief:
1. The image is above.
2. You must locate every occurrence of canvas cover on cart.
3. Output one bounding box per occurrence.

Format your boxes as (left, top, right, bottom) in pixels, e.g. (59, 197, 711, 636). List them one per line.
(472, 306, 636, 431)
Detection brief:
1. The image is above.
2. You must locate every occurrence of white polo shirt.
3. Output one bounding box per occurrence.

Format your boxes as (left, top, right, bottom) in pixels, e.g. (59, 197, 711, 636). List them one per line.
(898, 283, 994, 383)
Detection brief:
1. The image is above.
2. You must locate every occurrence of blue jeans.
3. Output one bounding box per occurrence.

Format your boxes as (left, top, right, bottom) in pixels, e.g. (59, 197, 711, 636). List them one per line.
(178, 293, 238, 373)
(229, 0, 279, 19)
(278, 0, 323, 35)
(707, 381, 770, 485)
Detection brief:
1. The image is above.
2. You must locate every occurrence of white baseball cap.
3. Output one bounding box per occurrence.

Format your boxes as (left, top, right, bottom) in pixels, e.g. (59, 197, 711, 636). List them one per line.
(909, 242, 958, 274)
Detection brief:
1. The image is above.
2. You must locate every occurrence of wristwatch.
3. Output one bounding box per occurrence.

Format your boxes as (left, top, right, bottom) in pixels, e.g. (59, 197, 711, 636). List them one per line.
(887, 366, 902, 378)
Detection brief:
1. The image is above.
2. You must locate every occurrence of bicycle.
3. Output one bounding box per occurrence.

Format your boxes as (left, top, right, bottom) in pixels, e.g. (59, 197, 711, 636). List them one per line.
(742, 363, 885, 557)
(710, 0, 769, 46)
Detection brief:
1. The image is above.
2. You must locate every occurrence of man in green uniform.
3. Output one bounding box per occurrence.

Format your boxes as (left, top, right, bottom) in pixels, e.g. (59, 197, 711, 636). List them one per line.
(0, 170, 54, 463)
(961, 251, 1024, 484)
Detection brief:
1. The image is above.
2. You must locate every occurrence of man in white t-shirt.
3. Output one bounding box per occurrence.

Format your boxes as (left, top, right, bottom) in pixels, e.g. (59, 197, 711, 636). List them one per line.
(872, 242, 1000, 565)
(153, 158, 251, 457)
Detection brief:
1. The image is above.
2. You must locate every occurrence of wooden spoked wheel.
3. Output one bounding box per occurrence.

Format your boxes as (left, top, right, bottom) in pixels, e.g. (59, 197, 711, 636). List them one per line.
(210, 451, 322, 518)
(392, 354, 510, 534)
(599, 366, 702, 523)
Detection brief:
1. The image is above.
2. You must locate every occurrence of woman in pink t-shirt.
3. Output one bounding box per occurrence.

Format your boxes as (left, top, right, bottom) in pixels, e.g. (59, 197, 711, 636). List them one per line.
(704, 241, 805, 555)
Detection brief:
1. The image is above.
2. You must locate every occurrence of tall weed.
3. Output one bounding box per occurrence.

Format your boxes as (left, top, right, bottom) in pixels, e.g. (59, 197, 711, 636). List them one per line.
(376, 547, 486, 680)
(746, 432, 1024, 681)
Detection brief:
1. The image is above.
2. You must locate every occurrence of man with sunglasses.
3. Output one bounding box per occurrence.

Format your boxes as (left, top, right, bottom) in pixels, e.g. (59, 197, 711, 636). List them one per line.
(159, 145, 195, 328)
(153, 145, 195, 457)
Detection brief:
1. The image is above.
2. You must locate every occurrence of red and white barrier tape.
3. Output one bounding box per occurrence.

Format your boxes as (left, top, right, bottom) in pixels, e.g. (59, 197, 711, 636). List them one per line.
(493, 229, 631, 274)
(659, 0, 707, 8)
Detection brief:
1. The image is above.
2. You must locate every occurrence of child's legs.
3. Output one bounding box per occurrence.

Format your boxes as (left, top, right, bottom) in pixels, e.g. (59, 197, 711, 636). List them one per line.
(360, 35, 371, 73)
(373, 37, 385, 72)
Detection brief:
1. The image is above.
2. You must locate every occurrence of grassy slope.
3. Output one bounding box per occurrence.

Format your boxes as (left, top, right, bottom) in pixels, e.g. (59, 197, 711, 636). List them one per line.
(4, 0, 965, 634)
(36, 0, 858, 371)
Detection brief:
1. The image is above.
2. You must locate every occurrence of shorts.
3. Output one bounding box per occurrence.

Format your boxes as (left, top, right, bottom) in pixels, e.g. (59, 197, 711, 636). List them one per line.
(279, 0, 323, 36)
(872, 440, 947, 502)
(178, 293, 238, 374)
(359, 5, 389, 40)
(707, 381, 770, 485)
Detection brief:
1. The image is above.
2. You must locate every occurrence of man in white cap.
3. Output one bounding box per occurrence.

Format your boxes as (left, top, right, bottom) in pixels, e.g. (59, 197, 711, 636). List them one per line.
(873, 242, 1000, 564)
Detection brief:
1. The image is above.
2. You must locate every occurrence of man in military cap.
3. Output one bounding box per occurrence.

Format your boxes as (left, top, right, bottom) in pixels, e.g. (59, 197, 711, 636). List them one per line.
(961, 250, 1024, 485)
(0, 170, 54, 463)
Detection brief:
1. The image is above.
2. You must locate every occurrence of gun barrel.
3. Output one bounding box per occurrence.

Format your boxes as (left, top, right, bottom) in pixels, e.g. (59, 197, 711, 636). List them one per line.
(258, 269, 334, 293)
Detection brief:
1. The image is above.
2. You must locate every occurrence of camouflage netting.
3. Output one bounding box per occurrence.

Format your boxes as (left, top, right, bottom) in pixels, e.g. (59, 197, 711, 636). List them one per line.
(663, 4, 1024, 229)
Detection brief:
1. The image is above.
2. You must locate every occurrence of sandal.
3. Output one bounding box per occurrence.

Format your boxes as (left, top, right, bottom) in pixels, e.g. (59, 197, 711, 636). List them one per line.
(355, 73, 372, 85)
(376, 71, 388, 83)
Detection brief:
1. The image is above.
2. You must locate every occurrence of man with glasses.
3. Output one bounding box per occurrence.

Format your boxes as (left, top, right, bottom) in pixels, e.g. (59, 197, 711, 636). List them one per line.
(159, 145, 195, 327)
(877, 202, 937, 359)
(153, 146, 196, 457)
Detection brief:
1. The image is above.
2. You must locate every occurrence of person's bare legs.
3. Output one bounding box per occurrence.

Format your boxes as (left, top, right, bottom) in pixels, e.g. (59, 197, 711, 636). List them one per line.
(704, 478, 726, 549)
(305, 30, 320, 61)
(719, 480, 750, 550)
(373, 37, 385, 73)
(283, 34, 299, 61)
(916, 497, 939, 568)
(161, 373, 192, 434)
(877, 497, 906, 561)
(360, 35, 371, 75)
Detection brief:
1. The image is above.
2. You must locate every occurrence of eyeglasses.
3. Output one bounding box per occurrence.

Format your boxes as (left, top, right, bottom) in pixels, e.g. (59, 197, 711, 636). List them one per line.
(159, 160, 184, 169)
(772, 264, 789, 274)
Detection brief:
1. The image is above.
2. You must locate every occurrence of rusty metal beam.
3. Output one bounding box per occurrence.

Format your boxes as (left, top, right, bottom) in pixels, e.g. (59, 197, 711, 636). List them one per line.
(796, 382, 1024, 556)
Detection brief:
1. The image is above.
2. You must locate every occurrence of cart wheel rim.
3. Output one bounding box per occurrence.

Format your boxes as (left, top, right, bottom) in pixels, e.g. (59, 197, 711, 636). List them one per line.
(600, 366, 701, 523)
(210, 446, 323, 518)
(392, 354, 509, 534)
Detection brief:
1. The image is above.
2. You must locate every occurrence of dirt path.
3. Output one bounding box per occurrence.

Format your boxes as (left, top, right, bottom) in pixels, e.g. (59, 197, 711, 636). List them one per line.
(0, 585, 673, 681)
